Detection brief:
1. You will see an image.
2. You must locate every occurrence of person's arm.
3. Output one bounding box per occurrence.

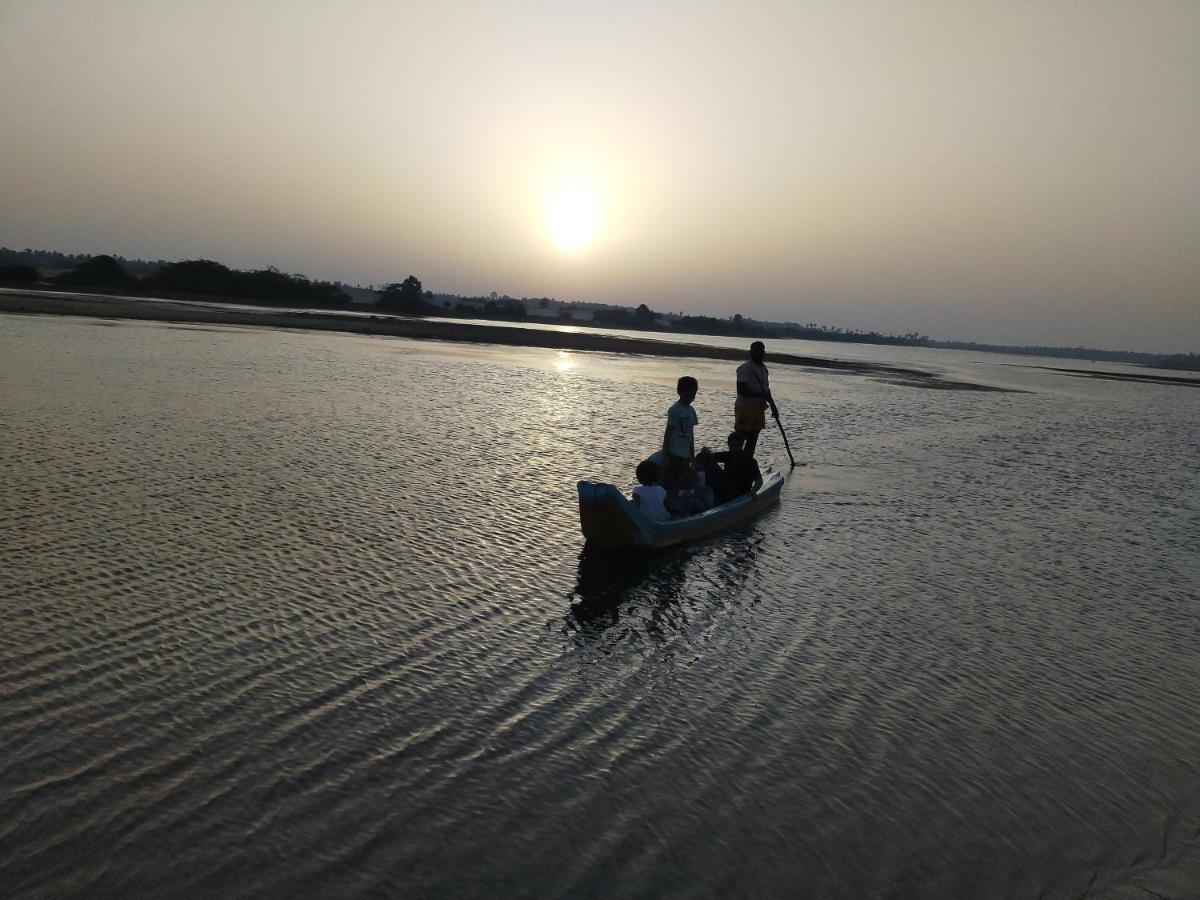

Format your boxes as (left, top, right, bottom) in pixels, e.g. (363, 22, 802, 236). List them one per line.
(662, 423, 672, 458)
(750, 460, 763, 494)
(762, 374, 779, 418)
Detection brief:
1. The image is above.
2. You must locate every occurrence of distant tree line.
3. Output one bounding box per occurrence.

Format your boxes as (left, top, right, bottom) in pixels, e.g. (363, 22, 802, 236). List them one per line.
(148, 259, 351, 307)
(465, 299, 528, 320)
(918, 339, 1200, 370)
(592, 303, 661, 329)
(0, 248, 352, 308)
(0, 246, 167, 277)
(2, 246, 1195, 370)
(0, 263, 38, 283)
(379, 276, 429, 314)
(374, 282, 530, 320)
(1155, 353, 1200, 371)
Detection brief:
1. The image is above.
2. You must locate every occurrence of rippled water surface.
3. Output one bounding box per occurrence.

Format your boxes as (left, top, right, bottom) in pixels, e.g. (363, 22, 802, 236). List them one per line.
(3, 314, 1199, 898)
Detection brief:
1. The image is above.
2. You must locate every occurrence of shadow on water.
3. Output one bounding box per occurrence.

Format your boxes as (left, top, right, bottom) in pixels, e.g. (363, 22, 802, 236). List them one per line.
(568, 544, 690, 622)
(562, 526, 765, 655)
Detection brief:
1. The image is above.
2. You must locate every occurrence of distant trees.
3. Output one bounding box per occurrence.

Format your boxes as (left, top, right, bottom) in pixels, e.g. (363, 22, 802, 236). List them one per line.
(0, 264, 38, 283)
(593, 306, 637, 327)
(150, 259, 237, 295)
(1157, 353, 1200, 371)
(4, 245, 1194, 369)
(19, 253, 350, 307)
(146, 259, 350, 307)
(0, 247, 165, 278)
(478, 299, 526, 319)
(380, 275, 428, 314)
(56, 254, 132, 288)
(672, 313, 743, 335)
(593, 303, 661, 329)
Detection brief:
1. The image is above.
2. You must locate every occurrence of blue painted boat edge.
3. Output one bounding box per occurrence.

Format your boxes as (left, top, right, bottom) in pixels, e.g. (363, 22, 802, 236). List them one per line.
(576, 479, 655, 546)
(576, 471, 785, 547)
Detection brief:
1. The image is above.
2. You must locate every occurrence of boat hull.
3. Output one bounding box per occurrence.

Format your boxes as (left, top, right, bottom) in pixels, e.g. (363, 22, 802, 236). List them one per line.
(577, 472, 784, 548)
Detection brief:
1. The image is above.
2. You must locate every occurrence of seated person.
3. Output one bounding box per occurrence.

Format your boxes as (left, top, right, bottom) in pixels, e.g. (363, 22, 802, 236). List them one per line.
(690, 449, 718, 509)
(666, 465, 707, 517)
(697, 446, 737, 506)
(713, 432, 763, 499)
(631, 459, 670, 522)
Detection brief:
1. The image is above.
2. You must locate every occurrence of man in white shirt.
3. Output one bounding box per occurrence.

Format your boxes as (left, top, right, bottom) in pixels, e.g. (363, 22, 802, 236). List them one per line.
(734, 341, 778, 458)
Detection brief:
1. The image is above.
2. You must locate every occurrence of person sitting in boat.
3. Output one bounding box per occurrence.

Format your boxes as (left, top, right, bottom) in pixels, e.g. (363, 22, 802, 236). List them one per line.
(666, 465, 707, 517)
(704, 443, 740, 505)
(714, 431, 763, 498)
(691, 449, 720, 509)
(631, 459, 671, 522)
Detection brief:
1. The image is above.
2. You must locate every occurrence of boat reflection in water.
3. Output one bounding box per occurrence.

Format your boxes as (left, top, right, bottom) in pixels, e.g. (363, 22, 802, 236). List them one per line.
(563, 524, 766, 656)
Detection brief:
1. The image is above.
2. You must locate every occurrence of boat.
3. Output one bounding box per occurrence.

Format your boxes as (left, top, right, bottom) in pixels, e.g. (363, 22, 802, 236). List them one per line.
(576, 470, 785, 548)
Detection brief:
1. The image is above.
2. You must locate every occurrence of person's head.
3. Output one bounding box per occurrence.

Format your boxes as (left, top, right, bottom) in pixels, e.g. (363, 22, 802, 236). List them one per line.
(694, 447, 713, 470)
(750, 341, 765, 364)
(727, 431, 745, 455)
(676, 375, 698, 404)
(635, 459, 661, 486)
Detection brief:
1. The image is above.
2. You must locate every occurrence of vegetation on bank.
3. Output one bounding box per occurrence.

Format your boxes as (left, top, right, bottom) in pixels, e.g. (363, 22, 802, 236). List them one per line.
(148, 259, 352, 307)
(1, 251, 354, 308)
(1, 246, 1195, 371)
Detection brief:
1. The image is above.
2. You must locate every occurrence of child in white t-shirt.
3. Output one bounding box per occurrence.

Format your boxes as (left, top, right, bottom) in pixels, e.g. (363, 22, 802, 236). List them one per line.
(631, 459, 670, 522)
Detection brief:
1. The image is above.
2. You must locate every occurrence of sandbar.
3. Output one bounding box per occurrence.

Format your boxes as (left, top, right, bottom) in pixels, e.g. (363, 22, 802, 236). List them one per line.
(0, 289, 1012, 391)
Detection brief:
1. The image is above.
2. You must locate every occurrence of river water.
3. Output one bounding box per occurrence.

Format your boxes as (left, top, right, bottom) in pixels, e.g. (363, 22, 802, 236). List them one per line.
(2, 312, 1198, 898)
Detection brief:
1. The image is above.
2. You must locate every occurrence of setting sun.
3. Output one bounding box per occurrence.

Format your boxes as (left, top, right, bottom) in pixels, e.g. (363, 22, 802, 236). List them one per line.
(545, 183, 601, 253)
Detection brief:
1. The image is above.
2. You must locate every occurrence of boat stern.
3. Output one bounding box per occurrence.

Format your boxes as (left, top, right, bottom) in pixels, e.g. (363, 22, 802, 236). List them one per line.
(577, 481, 649, 548)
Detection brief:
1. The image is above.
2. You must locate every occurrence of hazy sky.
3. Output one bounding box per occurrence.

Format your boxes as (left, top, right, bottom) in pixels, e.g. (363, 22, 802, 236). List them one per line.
(2, 1, 1198, 352)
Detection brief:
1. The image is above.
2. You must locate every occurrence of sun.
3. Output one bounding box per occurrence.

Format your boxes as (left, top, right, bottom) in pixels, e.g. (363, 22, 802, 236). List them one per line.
(545, 183, 601, 253)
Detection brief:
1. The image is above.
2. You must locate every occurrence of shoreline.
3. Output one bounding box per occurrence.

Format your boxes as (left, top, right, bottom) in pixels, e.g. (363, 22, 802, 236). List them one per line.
(0, 289, 1011, 391)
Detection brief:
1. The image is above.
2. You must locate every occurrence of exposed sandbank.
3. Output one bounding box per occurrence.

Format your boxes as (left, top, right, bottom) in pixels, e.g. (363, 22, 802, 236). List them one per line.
(0, 289, 1012, 391)
(1036, 365, 1200, 388)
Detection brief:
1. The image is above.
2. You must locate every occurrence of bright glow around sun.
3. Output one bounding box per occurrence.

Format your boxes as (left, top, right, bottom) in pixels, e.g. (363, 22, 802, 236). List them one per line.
(545, 182, 601, 253)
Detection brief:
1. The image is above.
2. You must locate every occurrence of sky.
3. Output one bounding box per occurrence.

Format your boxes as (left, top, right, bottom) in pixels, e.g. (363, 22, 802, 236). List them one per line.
(1, 1, 1197, 352)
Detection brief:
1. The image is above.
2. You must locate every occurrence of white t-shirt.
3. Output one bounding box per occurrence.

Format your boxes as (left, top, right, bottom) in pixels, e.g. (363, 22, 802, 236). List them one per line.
(631, 484, 670, 522)
(736, 359, 770, 406)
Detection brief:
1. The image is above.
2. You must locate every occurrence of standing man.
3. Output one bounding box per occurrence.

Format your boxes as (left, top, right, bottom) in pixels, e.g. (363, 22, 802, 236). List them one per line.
(734, 341, 777, 458)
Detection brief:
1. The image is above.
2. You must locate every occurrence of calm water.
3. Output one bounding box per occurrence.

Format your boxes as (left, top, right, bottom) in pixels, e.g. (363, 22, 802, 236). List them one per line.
(2, 313, 1198, 898)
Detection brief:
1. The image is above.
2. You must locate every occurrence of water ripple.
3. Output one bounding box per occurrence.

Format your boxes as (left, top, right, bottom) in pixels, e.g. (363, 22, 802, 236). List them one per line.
(2, 315, 1199, 897)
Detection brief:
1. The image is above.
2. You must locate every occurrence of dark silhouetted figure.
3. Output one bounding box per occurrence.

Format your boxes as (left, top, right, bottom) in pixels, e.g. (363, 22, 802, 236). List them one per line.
(661, 375, 698, 492)
(714, 431, 763, 499)
(734, 340, 778, 458)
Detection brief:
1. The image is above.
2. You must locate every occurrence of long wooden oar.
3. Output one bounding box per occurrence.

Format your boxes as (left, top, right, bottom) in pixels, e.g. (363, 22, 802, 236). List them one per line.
(751, 364, 797, 470)
(772, 408, 797, 468)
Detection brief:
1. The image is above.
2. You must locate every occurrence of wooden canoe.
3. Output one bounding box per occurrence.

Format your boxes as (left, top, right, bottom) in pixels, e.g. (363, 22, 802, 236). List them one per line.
(577, 471, 785, 549)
